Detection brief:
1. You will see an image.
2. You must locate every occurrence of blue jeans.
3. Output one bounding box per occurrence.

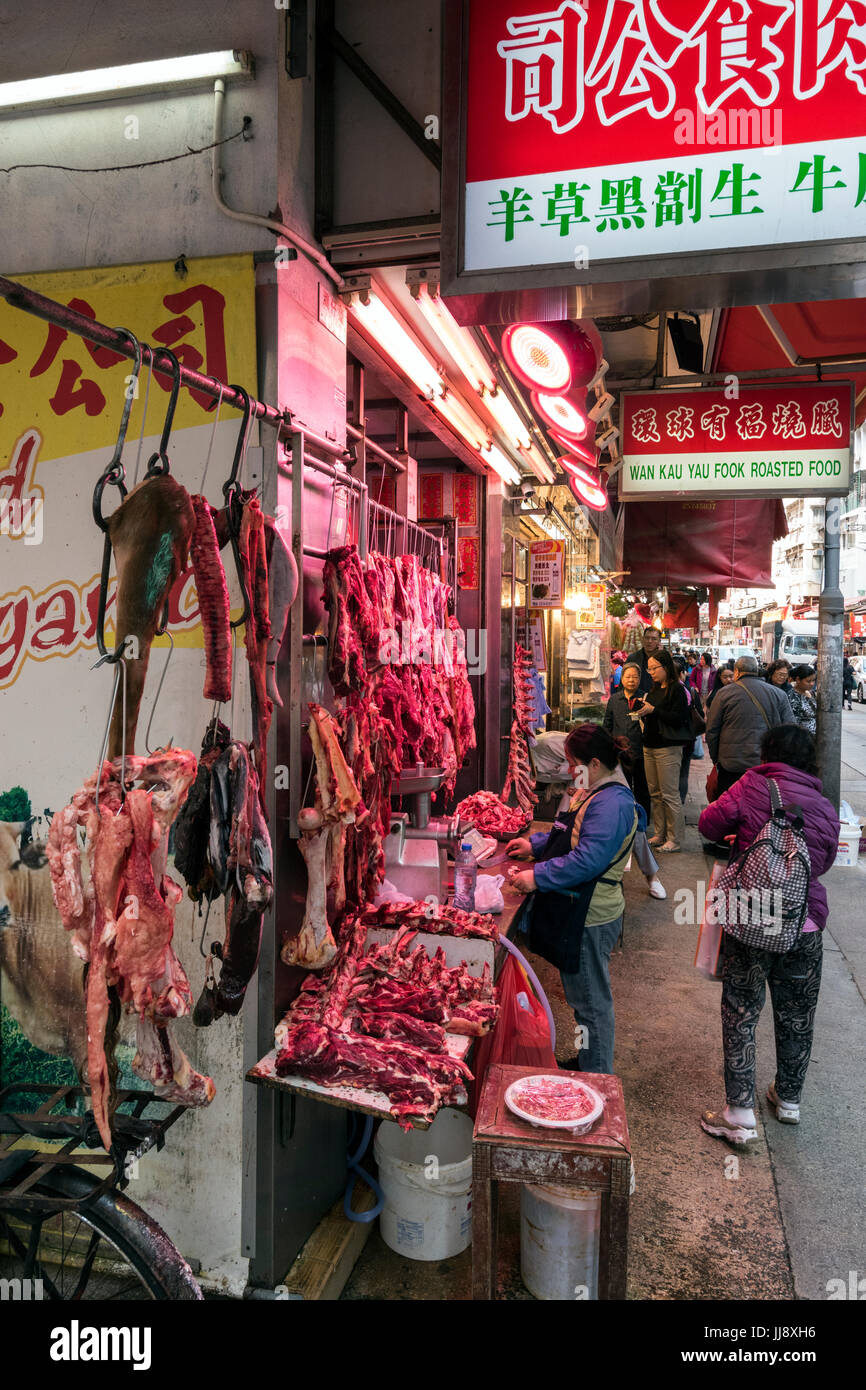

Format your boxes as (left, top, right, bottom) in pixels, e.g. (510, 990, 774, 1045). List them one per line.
(560, 916, 623, 1073)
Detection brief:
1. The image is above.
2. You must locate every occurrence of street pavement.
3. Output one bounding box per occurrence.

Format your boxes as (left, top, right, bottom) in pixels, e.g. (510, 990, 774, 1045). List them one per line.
(344, 710, 866, 1301)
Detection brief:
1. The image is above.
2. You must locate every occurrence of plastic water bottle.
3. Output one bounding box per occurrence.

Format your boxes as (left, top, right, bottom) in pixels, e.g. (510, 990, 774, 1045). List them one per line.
(453, 842, 478, 912)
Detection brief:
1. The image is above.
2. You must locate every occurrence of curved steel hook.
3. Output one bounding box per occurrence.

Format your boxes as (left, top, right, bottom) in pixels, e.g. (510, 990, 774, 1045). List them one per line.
(222, 384, 254, 498)
(145, 347, 182, 478)
(92, 327, 143, 532)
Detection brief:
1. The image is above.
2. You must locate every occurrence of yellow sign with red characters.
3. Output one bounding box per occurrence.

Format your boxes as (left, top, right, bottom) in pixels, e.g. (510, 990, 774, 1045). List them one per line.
(0, 254, 257, 692)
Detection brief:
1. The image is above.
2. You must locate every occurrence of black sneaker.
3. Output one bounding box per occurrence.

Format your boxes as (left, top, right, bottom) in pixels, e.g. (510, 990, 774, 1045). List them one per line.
(559, 1058, 582, 1072)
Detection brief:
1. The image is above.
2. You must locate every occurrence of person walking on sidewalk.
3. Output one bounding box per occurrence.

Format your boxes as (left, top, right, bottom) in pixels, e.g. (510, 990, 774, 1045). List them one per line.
(674, 655, 705, 805)
(765, 659, 793, 700)
(705, 655, 791, 798)
(505, 724, 639, 1073)
(843, 656, 856, 711)
(634, 648, 692, 852)
(696, 725, 840, 1148)
(690, 651, 716, 703)
(604, 661, 666, 899)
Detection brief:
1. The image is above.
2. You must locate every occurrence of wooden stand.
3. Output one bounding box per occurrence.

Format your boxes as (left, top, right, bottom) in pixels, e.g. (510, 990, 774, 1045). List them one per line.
(472, 1063, 631, 1300)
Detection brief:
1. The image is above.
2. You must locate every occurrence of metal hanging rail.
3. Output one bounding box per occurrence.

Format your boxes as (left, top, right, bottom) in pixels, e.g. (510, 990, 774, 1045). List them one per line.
(0, 275, 350, 462)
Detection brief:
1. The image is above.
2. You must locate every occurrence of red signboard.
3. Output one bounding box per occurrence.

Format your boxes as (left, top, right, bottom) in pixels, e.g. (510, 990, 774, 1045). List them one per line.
(444, 1, 866, 297)
(620, 381, 853, 499)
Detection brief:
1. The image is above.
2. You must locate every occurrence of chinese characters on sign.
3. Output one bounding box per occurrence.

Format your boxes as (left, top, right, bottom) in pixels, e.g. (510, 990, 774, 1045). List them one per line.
(455, 1, 866, 279)
(620, 382, 853, 500)
(529, 539, 565, 607)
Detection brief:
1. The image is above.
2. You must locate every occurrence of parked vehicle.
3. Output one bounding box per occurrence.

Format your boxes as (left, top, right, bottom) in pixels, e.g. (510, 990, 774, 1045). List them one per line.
(760, 615, 819, 666)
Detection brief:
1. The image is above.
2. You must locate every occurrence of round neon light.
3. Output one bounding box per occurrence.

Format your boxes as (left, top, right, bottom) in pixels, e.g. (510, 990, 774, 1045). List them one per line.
(531, 391, 589, 440)
(502, 323, 572, 392)
(557, 438, 599, 470)
(561, 456, 608, 511)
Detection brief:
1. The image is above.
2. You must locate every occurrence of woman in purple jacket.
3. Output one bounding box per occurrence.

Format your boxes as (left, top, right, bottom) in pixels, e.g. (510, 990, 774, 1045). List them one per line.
(697, 724, 840, 1148)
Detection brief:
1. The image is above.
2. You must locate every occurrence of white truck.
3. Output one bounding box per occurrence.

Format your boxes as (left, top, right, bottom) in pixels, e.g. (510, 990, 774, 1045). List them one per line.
(760, 615, 819, 666)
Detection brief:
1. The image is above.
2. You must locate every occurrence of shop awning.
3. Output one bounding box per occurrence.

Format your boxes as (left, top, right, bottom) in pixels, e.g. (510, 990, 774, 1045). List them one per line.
(623, 499, 787, 589)
(713, 301, 866, 428)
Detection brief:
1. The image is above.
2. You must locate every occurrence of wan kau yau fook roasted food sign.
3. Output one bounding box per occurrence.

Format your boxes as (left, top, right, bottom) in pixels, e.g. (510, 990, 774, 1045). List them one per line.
(619, 382, 854, 501)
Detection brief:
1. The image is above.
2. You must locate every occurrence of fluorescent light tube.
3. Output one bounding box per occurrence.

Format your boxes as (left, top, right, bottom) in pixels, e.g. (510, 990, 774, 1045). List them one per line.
(414, 288, 496, 394)
(484, 387, 533, 451)
(0, 51, 254, 112)
(351, 293, 445, 400)
(432, 389, 490, 452)
(482, 445, 521, 486)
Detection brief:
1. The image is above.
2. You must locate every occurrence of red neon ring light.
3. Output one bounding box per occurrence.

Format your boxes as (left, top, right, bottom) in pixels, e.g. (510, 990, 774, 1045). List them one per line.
(557, 438, 599, 470)
(561, 455, 608, 510)
(502, 324, 572, 392)
(531, 391, 590, 440)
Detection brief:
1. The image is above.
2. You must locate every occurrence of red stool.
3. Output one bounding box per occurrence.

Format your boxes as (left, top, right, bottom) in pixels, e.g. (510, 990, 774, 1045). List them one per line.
(472, 1063, 631, 1300)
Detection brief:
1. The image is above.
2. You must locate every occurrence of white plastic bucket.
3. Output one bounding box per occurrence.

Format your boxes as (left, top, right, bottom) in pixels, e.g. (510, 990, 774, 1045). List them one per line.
(835, 824, 862, 868)
(520, 1183, 601, 1301)
(374, 1107, 474, 1261)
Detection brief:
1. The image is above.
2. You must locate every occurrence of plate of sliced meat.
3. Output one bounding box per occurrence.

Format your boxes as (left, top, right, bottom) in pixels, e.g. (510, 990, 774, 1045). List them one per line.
(504, 1074, 604, 1134)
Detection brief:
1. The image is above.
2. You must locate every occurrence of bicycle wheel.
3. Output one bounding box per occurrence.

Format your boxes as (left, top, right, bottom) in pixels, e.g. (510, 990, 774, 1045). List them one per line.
(0, 1164, 202, 1300)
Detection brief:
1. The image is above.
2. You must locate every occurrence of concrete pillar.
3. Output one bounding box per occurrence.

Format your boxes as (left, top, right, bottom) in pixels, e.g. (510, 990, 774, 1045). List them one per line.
(817, 496, 843, 808)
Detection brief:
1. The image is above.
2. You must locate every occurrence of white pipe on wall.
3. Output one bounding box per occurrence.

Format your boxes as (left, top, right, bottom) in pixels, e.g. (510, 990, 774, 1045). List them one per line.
(212, 79, 343, 289)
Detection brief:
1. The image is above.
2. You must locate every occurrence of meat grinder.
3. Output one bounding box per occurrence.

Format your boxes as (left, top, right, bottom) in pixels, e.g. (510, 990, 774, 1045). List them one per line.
(385, 764, 465, 904)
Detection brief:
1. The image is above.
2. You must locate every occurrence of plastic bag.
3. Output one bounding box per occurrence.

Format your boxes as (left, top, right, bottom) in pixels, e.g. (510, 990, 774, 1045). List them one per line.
(469, 955, 557, 1116)
(373, 878, 414, 907)
(475, 874, 505, 913)
(692, 734, 705, 759)
(694, 861, 725, 980)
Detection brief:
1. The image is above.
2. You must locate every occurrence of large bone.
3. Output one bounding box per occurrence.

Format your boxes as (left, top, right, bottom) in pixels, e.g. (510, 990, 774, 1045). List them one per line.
(281, 807, 337, 970)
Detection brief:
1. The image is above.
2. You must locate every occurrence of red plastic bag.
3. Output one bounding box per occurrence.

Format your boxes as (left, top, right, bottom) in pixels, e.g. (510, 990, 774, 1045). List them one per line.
(469, 955, 557, 1116)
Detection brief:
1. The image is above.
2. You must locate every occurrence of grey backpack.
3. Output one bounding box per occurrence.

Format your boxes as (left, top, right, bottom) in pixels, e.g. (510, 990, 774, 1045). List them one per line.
(715, 779, 811, 952)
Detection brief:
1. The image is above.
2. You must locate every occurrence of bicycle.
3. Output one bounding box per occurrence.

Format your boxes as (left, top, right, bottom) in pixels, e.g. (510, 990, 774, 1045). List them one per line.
(0, 1083, 202, 1300)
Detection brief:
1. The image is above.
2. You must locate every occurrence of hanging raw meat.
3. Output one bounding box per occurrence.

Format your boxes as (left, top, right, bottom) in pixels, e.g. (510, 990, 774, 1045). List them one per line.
(106, 476, 195, 757)
(501, 645, 538, 816)
(263, 516, 298, 707)
(237, 497, 274, 806)
(188, 495, 232, 704)
(47, 749, 213, 1150)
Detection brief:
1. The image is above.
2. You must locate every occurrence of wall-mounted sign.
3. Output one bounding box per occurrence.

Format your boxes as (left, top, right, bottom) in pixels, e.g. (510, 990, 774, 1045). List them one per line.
(620, 382, 853, 500)
(443, 1, 866, 299)
(568, 582, 607, 629)
(529, 538, 565, 606)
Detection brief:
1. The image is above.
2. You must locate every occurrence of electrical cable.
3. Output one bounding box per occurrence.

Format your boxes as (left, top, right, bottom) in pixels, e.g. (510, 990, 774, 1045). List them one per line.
(343, 1114, 384, 1223)
(0, 124, 250, 177)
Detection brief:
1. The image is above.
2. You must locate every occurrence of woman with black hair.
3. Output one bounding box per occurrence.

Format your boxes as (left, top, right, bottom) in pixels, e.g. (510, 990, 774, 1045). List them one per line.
(706, 662, 735, 710)
(697, 725, 839, 1148)
(632, 648, 692, 852)
(506, 723, 640, 1073)
(788, 665, 817, 735)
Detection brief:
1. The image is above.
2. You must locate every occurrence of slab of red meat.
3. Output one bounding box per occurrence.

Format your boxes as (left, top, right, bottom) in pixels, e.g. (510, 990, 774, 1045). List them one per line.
(348, 977, 448, 1023)
(238, 499, 273, 808)
(359, 899, 499, 941)
(274, 1021, 470, 1130)
(352, 1011, 447, 1052)
(48, 750, 207, 1150)
(189, 494, 232, 703)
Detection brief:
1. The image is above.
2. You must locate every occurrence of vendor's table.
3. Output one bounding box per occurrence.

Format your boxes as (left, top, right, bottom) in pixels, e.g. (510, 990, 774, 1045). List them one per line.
(472, 1063, 631, 1300)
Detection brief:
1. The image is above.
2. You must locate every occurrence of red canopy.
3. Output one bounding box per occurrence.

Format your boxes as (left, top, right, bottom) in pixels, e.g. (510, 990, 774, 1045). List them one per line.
(623, 499, 787, 589)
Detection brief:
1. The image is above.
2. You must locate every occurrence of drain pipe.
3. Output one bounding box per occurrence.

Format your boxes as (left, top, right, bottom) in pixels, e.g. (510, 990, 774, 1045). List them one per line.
(212, 79, 344, 289)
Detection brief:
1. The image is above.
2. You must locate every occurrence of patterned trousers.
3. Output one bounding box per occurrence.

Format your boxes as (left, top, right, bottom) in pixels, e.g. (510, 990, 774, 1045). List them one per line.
(720, 930, 824, 1106)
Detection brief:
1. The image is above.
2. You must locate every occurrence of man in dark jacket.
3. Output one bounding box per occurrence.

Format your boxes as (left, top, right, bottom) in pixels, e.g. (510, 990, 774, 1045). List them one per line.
(629, 625, 662, 695)
(843, 656, 855, 711)
(705, 655, 791, 797)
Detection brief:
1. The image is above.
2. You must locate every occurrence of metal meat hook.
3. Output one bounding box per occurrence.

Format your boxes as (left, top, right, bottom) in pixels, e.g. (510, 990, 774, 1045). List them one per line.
(144, 347, 182, 478)
(92, 327, 143, 532)
(144, 628, 175, 754)
(94, 658, 128, 815)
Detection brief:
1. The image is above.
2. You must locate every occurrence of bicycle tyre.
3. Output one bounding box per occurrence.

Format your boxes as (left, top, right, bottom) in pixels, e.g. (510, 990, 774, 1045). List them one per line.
(1, 1164, 202, 1301)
